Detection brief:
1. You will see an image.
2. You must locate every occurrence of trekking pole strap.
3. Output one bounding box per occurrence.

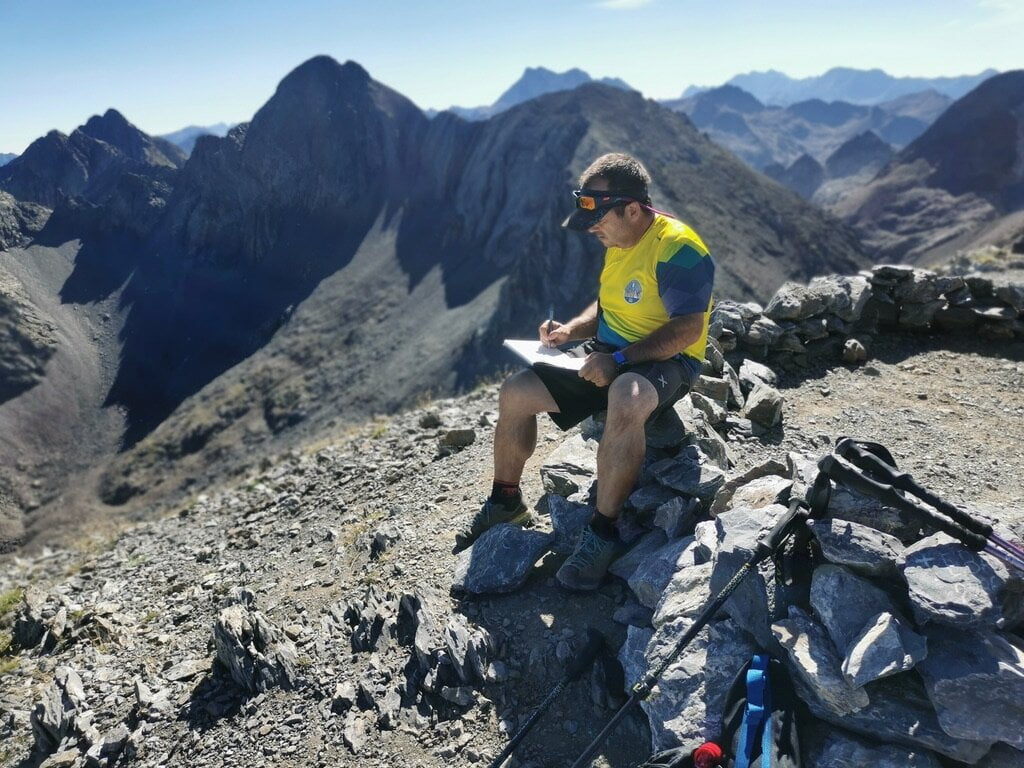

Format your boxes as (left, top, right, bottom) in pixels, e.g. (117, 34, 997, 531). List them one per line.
(734, 654, 772, 768)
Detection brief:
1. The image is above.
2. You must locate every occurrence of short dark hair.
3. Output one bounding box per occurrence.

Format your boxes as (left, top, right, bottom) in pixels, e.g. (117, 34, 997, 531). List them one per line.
(578, 153, 651, 204)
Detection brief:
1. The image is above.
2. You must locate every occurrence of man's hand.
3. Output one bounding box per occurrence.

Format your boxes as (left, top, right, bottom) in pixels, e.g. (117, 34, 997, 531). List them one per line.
(540, 320, 572, 348)
(578, 352, 618, 387)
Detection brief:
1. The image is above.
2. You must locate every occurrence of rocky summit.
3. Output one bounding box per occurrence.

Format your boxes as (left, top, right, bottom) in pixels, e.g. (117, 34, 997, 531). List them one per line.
(1, 260, 1023, 767)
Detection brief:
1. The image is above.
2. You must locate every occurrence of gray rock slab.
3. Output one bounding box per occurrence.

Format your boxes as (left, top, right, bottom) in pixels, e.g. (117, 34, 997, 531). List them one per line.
(728, 475, 792, 510)
(653, 496, 699, 539)
(162, 658, 212, 682)
(696, 423, 734, 472)
(722, 361, 745, 410)
(710, 457, 788, 517)
(644, 445, 726, 507)
(744, 316, 784, 346)
(628, 484, 679, 513)
(546, 494, 593, 555)
(619, 618, 756, 752)
(824, 484, 932, 543)
(804, 724, 941, 768)
(917, 625, 1024, 748)
(711, 504, 788, 649)
(214, 594, 298, 694)
(900, 532, 1012, 628)
(690, 391, 727, 426)
(742, 382, 784, 427)
(628, 536, 698, 609)
(609, 529, 668, 582)
(799, 672, 993, 763)
(772, 605, 869, 716)
(540, 435, 597, 498)
(452, 525, 553, 595)
(652, 561, 713, 627)
(810, 564, 902, 654)
(693, 375, 730, 403)
(738, 359, 778, 392)
(842, 612, 928, 687)
(808, 518, 904, 577)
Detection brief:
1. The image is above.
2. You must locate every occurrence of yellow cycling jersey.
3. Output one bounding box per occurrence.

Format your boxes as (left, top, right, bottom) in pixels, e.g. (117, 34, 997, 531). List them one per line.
(597, 214, 715, 363)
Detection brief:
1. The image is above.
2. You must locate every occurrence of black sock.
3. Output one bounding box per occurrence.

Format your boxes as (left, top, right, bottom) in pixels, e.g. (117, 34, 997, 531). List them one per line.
(490, 480, 522, 508)
(589, 513, 618, 541)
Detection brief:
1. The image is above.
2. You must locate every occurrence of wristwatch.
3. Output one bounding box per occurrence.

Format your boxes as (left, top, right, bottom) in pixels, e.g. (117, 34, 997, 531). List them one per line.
(612, 350, 628, 368)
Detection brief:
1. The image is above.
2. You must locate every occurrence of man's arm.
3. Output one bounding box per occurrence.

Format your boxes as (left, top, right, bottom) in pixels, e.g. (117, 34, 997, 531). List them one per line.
(617, 312, 704, 363)
(541, 300, 598, 347)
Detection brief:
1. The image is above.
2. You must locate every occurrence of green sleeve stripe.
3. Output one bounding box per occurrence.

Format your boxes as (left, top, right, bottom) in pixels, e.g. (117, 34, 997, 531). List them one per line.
(664, 243, 707, 270)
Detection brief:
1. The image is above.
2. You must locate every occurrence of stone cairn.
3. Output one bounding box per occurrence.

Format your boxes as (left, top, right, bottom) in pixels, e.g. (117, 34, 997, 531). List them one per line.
(456, 264, 1024, 767)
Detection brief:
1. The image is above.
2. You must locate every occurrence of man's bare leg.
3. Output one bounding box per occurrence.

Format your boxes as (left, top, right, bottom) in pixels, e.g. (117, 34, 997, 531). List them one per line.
(595, 373, 658, 519)
(493, 369, 559, 485)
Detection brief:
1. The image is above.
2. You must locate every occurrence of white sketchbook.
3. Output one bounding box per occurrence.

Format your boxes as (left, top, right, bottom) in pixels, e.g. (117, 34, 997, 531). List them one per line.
(502, 339, 587, 371)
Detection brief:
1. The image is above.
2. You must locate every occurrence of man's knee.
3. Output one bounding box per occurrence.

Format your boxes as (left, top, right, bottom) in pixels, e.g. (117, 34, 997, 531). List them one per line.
(607, 373, 658, 423)
(499, 370, 553, 416)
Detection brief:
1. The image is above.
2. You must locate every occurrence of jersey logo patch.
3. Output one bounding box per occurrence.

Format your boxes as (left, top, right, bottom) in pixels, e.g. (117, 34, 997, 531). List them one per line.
(624, 279, 643, 304)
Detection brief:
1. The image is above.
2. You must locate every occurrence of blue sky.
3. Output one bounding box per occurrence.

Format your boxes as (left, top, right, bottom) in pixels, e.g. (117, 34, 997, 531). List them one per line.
(2, 0, 1022, 153)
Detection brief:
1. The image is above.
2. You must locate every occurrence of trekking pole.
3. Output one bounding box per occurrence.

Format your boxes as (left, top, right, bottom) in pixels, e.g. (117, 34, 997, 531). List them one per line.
(487, 628, 604, 768)
(818, 452, 1024, 574)
(569, 502, 810, 768)
(834, 437, 1024, 565)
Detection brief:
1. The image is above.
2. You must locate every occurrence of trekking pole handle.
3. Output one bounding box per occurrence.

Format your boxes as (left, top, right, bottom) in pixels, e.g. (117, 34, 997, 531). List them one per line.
(819, 454, 989, 551)
(837, 440, 994, 539)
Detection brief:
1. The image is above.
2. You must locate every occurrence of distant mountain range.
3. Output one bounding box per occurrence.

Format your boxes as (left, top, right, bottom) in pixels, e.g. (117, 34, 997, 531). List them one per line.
(440, 66, 634, 120)
(0, 56, 868, 543)
(0, 153, 15, 166)
(836, 69, 1024, 263)
(666, 85, 952, 171)
(159, 122, 233, 155)
(682, 67, 999, 106)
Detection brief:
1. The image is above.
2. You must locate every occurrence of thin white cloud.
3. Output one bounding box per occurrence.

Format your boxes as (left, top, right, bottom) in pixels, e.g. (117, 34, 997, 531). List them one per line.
(596, 0, 654, 9)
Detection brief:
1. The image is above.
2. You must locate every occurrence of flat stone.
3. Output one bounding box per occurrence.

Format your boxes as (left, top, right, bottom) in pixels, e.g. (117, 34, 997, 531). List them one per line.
(540, 435, 597, 498)
(652, 561, 713, 627)
(628, 536, 699, 609)
(710, 503, 788, 649)
(743, 316, 784, 346)
(692, 375, 730, 403)
(738, 359, 778, 392)
(452, 524, 553, 595)
(689, 391, 727, 425)
(162, 658, 211, 682)
(804, 724, 941, 768)
(772, 605, 869, 716)
(627, 484, 679, 513)
(609, 529, 667, 582)
(653, 496, 699, 539)
(741, 382, 784, 428)
(546, 494, 593, 555)
(728, 475, 791, 510)
(798, 672, 992, 763)
(842, 611, 928, 686)
(975, 744, 1024, 768)
(807, 518, 904, 577)
(619, 618, 756, 751)
(644, 445, 726, 507)
(710, 458, 788, 517)
(810, 564, 900, 654)
(917, 625, 1024, 748)
(900, 532, 1012, 628)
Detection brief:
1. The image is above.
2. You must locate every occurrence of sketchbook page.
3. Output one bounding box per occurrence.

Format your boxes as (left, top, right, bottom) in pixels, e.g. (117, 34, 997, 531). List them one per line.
(502, 339, 587, 371)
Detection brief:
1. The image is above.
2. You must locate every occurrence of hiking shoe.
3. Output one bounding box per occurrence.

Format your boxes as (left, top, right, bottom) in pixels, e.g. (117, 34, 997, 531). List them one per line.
(556, 526, 626, 591)
(453, 498, 530, 553)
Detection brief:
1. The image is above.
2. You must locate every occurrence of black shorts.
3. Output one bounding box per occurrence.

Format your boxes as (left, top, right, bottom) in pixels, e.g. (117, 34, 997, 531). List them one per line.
(532, 340, 701, 431)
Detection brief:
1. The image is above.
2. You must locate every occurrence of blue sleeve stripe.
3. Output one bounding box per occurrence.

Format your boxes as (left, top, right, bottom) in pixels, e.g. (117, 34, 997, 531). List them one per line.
(664, 243, 706, 269)
(596, 314, 632, 348)
(657, 256, 715, 317)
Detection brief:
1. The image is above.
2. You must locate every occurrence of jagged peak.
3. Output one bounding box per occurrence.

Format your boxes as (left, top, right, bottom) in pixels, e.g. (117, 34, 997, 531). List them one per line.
(277, 55, 371, 92)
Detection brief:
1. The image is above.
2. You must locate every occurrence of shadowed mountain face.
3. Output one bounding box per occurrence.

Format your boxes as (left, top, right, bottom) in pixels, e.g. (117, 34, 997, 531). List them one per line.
(0, 110, 184, 209)
(837, 70, 1024, 262)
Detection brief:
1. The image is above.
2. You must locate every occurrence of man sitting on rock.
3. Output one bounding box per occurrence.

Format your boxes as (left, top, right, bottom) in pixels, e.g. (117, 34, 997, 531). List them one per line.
(454, 152, 716, 590)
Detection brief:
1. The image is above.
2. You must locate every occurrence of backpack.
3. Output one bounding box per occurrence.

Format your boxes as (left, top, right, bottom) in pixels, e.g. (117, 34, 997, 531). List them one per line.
(639, 654, 802, 768)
